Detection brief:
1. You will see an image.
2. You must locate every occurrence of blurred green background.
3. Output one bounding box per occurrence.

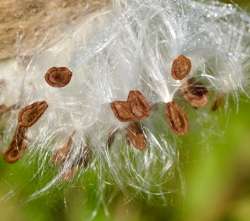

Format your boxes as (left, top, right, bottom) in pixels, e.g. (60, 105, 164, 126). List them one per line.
(1, 1, 250, 221)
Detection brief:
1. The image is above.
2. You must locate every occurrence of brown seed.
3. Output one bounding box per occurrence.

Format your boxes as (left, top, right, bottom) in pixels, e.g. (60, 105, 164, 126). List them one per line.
(4, 126, 28, 163)
(127, 90, 151, 120)
(165, 101, 189, 135)
(111, 101, 135, 122)
(171, 55, 192, 80)
(52, 133, 74, 166)
(18, 101, 48, 127)
(211, 94, 224, 111)
(181, 78, 208, 108)
(45, 67, 72, 88)
(127, 122, 147, 150)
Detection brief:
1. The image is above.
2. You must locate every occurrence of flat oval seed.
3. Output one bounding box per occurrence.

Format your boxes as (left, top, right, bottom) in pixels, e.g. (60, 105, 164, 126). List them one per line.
(45, 67, 72, 88)
(111, 101, 135, 122)
(127, 122, 147, 150)
(171, 55, 192, 80)
(4, 126, 27, 163)
(165, 101, 189, 135)
(18, 101, 48, 127)
(128, 90, 151, 120)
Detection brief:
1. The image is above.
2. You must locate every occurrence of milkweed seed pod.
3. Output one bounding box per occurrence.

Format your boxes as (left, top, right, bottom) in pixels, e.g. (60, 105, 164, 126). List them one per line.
(0, 0, 250, 204)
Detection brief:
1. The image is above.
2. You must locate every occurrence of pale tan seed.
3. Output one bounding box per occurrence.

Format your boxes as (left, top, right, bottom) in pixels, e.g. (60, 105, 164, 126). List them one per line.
(171, 55, 192, 80)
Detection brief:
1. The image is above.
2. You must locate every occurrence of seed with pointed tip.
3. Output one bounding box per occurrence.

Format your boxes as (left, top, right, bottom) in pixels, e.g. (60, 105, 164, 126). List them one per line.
(127, 122, 147, 150)
(127, 90, 151, 120)
(171, 55, 192, 80)
(18, 101, 48, 127)
(45, 67, 72, 88)
(165, 101, 189, 135)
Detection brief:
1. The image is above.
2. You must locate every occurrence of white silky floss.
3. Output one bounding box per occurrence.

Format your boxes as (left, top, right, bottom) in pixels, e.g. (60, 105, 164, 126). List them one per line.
(0, 0, 250, 199)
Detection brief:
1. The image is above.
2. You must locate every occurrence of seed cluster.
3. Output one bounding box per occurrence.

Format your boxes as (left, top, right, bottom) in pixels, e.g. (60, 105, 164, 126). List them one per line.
(2, 66, 94, 180)
(110, 54, 211, 147)
(111, 90, 151, 122)
(3, 66, 74, 165)
(2, 55, 216, 180)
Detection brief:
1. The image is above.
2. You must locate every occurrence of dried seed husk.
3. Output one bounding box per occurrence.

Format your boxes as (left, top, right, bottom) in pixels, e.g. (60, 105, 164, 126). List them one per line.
(111, 101, 135, 122)
(165, 101, 189, 135)
(18, 101, 48, 127)
(127, 122, 147, 150)
(181, 78, 208, 108)
(45, 67, 73, 88)
(211, 94, 224, 111)
(128, 90, 151, 120)
(4, 126, 28, 163)
(171, 55, 192, 80)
